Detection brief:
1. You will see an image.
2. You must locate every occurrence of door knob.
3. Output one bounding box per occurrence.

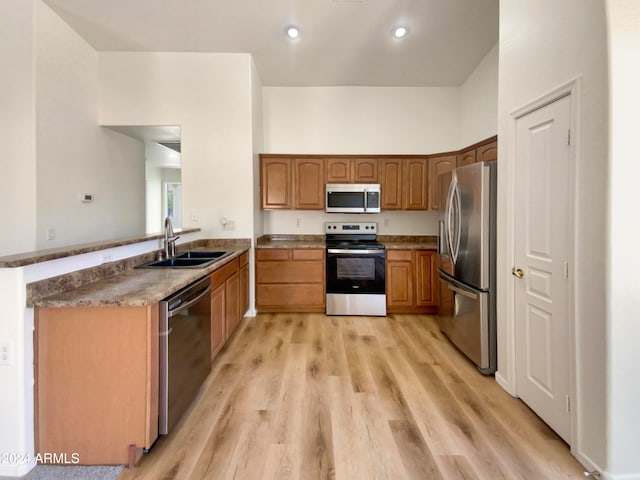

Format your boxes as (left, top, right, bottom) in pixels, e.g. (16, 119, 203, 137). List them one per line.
(512, 267, 525, 279)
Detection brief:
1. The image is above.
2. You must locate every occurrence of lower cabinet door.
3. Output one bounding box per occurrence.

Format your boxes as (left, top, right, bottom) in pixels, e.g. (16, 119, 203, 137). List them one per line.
(225, 272, 240, 337)
(211, 283, 226, 359)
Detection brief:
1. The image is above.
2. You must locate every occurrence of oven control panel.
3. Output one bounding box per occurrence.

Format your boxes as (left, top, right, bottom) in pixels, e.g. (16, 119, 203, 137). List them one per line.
(325, 222, 377, 234)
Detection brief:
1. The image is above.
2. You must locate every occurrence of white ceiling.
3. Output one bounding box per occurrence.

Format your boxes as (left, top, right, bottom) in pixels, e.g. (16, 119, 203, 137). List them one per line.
(43, 0, 498, 87)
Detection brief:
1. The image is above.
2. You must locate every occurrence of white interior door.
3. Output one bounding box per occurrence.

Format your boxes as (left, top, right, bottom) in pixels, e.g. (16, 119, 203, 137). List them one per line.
(514, 94, 572, 442)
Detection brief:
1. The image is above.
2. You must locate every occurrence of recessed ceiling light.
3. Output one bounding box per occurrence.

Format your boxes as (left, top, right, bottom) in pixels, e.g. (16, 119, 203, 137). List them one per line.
(285, 25, 300, 40)
(393, 26, 408, 39)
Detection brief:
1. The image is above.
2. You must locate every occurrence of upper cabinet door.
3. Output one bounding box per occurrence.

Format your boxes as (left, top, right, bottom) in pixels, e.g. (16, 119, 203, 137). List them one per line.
(261, 157, 292, 209)
(476, 141, 498, 162)
(428, 155, 457, 210)
(457, 149, 476, 167)
(379, 159, 403, 209)
(326, 158, 351, 183)
(294, 158, 325, 209)
(352, 158, 378, 183)
(403, 158, 428, 210)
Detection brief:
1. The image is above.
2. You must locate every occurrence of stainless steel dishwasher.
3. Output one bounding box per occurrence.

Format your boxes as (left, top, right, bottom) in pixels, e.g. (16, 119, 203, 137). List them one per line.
(159, 276, 212, 435)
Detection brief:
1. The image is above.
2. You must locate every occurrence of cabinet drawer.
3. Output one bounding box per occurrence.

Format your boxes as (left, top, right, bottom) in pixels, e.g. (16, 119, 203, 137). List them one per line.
(256, 284, 325, 307)
(292, 249, 324, 261)
(211, 258, 239, 289)
(257, 261, 324, 284)
(256, 249, 290, 261)
(239, 251, 249, 266)
(387, 249, 412, 261)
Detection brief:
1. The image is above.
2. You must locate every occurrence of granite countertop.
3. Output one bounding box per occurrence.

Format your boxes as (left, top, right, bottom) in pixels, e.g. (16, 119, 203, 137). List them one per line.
(256, 234, 325, 249)
(31, 245, 249, 309)
(378, 236, 438, 250)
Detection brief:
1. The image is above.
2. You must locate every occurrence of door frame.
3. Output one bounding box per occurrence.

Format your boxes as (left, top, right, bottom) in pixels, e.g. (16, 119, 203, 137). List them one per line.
(499, 77, 581, 453)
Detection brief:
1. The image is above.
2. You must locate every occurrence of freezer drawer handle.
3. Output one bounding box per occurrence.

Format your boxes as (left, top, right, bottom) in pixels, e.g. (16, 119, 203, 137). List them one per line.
(447, 284, 478, 300)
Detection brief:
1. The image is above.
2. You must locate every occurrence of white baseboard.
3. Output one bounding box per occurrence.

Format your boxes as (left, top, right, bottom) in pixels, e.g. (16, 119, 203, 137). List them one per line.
(495, 371, 517, 397)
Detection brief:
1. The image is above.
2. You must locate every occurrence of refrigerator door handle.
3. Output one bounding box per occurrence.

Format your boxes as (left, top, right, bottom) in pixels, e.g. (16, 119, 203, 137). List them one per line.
(447, 283, 479, 300)
(445, 176, 457, 262)
(447, 181, 461, 264)
(438, 220, 445, 255)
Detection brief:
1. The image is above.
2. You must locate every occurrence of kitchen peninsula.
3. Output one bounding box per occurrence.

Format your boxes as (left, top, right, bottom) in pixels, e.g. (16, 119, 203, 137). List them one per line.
(18, 235, 251, 467)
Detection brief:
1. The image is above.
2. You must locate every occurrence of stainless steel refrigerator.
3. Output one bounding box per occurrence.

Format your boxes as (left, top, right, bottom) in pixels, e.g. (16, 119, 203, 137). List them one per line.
(437, 161, 497, 374)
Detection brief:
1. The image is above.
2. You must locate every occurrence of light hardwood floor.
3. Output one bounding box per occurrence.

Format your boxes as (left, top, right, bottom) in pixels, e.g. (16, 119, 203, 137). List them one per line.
(117, 313, 585, 480)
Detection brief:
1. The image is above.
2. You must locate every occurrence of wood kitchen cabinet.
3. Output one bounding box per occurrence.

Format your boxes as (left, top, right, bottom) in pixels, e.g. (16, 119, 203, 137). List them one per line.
(326, 158, 378, 183)
(386, 250, 415, 309)
(239, 251, 250, 316)
(457, 148, 476, 167)
(260, 140, 496, 211)
(35, 304, 159, 465)
(476, 140, 498, 162)
(210, 283, 226, 359)
(210, 256, 243, 355)
(261, 157, 292, 209)
(428, 155, 457, 210)
(415, 250, 438, 307)
(294, 158, 324, 209)
(260, 156, 324, 210)
(256, 248, 325, 312)
(403, 157, 429, 210)
(210, 251, 250, 360)
(379, 159, 403, 210)
(386, 249, 438, 313)
(379, 158, 429, 210)
(457, 137, 498, 167)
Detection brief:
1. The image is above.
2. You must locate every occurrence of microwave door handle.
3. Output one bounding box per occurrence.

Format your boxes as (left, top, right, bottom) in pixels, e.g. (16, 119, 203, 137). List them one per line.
(364, 189, 368, 212)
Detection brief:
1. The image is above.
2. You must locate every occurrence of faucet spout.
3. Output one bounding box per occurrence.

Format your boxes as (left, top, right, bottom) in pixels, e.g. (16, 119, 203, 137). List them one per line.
(164, 217, 178, 258)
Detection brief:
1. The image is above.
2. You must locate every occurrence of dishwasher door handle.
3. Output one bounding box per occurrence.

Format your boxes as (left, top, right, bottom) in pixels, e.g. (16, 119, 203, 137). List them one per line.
(168, 285, 212, 317)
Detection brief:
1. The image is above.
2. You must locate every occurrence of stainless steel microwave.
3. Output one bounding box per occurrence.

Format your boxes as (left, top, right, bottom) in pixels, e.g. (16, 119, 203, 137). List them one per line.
(325, 183, 381, 213)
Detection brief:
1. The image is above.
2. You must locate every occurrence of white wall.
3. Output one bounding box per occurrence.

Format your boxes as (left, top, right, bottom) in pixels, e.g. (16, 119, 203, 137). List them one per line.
(262, 86, 460, 234)
(145, 163, 163, 234)
(0, 0, 37, 257)
(606, 1, 640, 478)
(459, 43, 499, 147)
(35, 2, 145, 250)
(98, 52, 256, 240)
(263, 87, 460, 154)
(497, 0, 609, 474)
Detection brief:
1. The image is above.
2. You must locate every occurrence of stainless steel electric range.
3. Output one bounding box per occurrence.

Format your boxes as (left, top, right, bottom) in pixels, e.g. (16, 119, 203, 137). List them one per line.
(325, 222, 386, 316)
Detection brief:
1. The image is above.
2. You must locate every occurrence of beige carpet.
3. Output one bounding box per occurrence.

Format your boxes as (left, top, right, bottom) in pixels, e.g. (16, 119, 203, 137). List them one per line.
(0, 465, 123, 480)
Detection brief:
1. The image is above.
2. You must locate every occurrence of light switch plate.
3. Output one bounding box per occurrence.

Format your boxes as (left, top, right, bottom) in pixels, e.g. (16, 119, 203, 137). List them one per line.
(0, 341, 12, 366)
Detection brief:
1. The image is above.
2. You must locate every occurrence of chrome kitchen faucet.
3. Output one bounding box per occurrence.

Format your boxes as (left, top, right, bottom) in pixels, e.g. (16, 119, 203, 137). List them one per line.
(164, 217, 180, 258)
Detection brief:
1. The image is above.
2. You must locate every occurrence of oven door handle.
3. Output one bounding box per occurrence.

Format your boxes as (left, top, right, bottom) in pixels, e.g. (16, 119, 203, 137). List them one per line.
(327, 249, 385, 255)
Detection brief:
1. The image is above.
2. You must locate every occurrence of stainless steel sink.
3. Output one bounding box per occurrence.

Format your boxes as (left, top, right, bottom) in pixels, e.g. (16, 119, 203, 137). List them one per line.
(136, 250, 231, 268)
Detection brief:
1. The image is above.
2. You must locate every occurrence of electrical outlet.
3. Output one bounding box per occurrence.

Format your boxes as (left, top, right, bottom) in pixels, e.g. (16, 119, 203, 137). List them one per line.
(0, 341, 12, 366)
(191, 210, 199, 222)
(296, 218, 302, 228)
(46, 227, 56, 241)
(223, 220, 235, 230)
